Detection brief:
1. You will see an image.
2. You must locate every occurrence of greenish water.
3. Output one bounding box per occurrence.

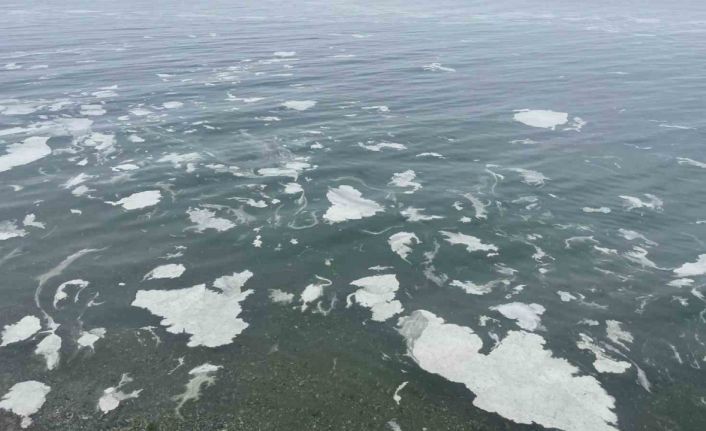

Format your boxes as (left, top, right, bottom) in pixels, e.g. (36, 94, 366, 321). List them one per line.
(1, 1, 705, 430)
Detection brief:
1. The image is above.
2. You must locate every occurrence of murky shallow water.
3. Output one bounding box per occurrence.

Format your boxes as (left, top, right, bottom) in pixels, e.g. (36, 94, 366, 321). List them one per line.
(1, 1, 706, 430)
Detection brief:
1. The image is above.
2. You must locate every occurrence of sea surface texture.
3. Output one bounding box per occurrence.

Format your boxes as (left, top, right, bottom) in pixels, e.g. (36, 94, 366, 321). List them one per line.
(1, 1, 705, 430)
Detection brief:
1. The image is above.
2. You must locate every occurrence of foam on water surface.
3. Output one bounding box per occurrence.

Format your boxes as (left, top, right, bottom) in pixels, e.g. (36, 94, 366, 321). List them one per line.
(0, 136, 51, 173)
(491, 302, 545, 331)
(398, 310, 618, 431)
(132, 271, 254, 347)
(282, 100, 316, 111)
(1, 316, 41, 347)
(0, 381, 51, 428)
(144, 263, 186, 280)
(324, 185, 383, 223)
(513, 109, 569, 130)
(109, 190, 162, 210)
(347, 274, 403, 321)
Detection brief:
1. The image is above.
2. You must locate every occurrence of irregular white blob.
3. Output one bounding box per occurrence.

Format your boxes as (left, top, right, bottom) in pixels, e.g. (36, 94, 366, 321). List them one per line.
(624, 246, 660, 269)
(252, 235, 262, 248)
(284, 182, 303, 194)
(387, 420, 403, 431)
(108, 190, 161, 210)
(72, 184, 92, 197)
(565, 236, 598, 249)
(450, 280, 500, 296)
(491, 302, 545, 331)
(463, 193, 488, 219)
(144, 264, 186, 280)
(163, 101, 184, 109)
(256, 116, 280, 122)
(564, 117, 587, 132)
(77, 327, 106, 350)
(35, 333, 61, 370)
(677, 157, 706, 169)
(112, 163, 139, 171)
(1, 316, 41, 346)
(130, 107, 152, 116)
(416, 152, 444, 158)
(282, 100, 316, 111)
(577, 334, 631, 374)
(82, 132, 115, 154)
(618, 228, 657, 246)
(358, 142, 407, 152)
(53, 279, 89, 309)
(234, 197, 267, 208)
(401, 207, 443, 222)
(606, 320, 633, 350)
(674, 254, 706, 277)
(64, 172, 92, 189)
(0, 118, 91, 138)
(0, 136, 51, 173)
(440, 231, 498, 253)
(128, 134, 145, 143)
(347, 274, 402, 321)
(80, 104, 106, 116)
(388, 232, 421, 262)
(510, 168, 549, 186)
(362, 105, 390, 113)
(668, 278, 693, 288)
(619, 194, 663, 211)
(300, 276, 331, 311)
(583, 207, 611, 214)
(0, 381, 51, 428)
(22, 214, 45, 229)
(186, 208, 235, 232)
(0, 220, 26, 240)
(423, 62, 456, 72)
(324, 185, 383, 223)
(514, 109, 568, 130)
(510, 138, 539, 145)
(174, 363, 221, 416)
(273, 51, 296, 57)
(393, 381, 408, 405)
(557, 291, 577, 302)
(98, 373, 142, 414)
(389, 170, 421, 193)
(398, 310, 618, 431)
(269, 289, 294, 304)
(132, 271, 254, 347)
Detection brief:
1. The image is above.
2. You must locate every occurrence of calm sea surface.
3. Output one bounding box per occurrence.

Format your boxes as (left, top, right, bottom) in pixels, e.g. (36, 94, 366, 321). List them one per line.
(1, 1, 705, 430)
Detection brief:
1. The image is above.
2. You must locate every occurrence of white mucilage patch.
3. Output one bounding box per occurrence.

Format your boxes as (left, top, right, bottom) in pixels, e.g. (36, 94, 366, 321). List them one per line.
(0, 381, 51, 428)
(347, 274, 403, 322)
(98, 373, 142, 414)
(174, 363, 221, 416)
(398, 310, 618, 431)
(108, 190, 162, 210)
(388, 232, 421, 262)
(324, 185, 383, 223)
(389, 170, 421, 193)
(513, 109, 568, 130)
(132, 271, 254, 347)
(0, 220, 27, 240)
(674, 254, 706, 277)
(186, 207, 235, 232)
(440, 231, 498, 254)
(0, 136, 51, 173)
(144, 264, 186, 280)
(491, 302, 545, 331)
(577, 334, 631, 374)
(282, 100, 316, 111)
(1, 316, 42, 347)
